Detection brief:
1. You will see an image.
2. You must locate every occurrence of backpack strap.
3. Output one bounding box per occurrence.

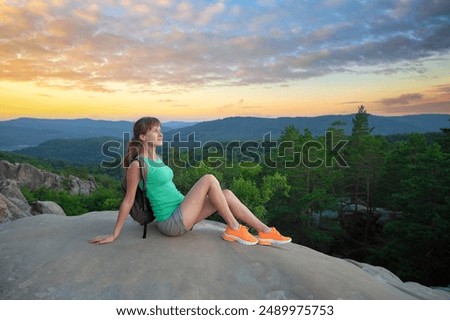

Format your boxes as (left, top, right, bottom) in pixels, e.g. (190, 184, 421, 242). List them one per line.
(134, 156, 150, 239)
(137, 157, 148, 211)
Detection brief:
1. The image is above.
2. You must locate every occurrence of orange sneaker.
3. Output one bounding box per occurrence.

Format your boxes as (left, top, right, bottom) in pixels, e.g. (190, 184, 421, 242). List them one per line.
(222, 225, 258, 245)
(258, 227, 292, 246)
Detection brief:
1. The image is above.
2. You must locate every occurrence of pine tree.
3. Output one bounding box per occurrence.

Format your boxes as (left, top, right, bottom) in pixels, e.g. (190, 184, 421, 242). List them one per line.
(351, 105, 373, 137)
(344, 106, 384, 243)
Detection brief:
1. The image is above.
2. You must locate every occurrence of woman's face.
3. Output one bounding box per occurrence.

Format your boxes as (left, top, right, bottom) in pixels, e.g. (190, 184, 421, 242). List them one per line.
(141, 125, 163, 147)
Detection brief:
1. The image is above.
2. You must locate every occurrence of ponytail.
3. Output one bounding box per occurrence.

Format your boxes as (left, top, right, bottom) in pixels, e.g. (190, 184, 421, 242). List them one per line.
(123, 139, 143, 168)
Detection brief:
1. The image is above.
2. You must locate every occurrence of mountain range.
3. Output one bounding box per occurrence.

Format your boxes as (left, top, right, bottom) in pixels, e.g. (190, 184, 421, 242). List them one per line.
(0, 118, 196, 151)
(165, 114, 449, 142)
(0, 114, 448, 155)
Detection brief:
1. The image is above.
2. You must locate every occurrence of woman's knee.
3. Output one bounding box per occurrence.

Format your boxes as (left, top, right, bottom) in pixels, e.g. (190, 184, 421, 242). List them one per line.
(223, 189, 238, 204)
(222, 189, 234, 199)
(201, 174, 219, 186)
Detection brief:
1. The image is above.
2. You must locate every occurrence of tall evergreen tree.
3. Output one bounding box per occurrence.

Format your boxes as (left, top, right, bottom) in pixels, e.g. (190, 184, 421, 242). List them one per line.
(351, 105, 373, 137)
(343, 106, 385, 245)
(438, 119, 450, 153)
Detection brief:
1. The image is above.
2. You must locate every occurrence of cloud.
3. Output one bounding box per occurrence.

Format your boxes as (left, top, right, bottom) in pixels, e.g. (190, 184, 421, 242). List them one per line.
(72, 4, 100, 24)
(432, 84, 450, 94)
(0, 0, 449, 92)
(196, 1, 225, 25)
(339, 101, 361, 105)
(376, 101, 450, 114)
(175, 2, 194, 21)
(377, 93, 424, 106)
(373, 83, 450, 114)
(170, 104, 190, 108)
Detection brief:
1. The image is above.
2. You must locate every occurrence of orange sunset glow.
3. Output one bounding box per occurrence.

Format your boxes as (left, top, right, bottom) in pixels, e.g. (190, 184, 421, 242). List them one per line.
(0, 0, 449, 122)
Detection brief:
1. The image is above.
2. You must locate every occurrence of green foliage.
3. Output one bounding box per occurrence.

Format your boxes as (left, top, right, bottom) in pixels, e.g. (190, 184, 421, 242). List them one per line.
(231, 177, 267, 220)
(172, 161, 223, 195)
(367, 132, 450, 285)
(230, 172, 290, 223)
(22, 185, 122, 216)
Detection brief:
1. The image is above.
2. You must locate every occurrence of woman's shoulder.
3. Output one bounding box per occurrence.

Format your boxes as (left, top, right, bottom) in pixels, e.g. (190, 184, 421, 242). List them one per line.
(127, 159, 142, 174)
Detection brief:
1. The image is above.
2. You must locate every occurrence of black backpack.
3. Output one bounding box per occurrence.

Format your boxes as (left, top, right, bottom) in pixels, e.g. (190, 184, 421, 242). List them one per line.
(122, 157, 155, 238)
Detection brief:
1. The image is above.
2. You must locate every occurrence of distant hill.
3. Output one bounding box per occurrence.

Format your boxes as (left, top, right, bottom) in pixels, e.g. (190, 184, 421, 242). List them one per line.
(164, 121, 198, 129)
(164, 114, 450, 141)
(13, 136, 123, 165)
(0, 118, 194, 151)
(0, 118, 131, 151)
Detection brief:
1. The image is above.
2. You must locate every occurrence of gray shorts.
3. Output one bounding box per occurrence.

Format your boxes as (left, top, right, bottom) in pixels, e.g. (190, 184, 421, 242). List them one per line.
(156, 206, 190, 237)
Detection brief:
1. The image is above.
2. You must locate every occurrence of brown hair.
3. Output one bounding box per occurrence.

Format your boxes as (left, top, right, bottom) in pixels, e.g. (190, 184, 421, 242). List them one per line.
(123, 117, 161, 168)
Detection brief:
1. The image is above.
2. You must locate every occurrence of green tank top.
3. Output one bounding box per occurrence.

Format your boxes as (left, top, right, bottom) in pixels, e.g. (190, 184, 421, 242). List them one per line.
(143, 157, 185, 222)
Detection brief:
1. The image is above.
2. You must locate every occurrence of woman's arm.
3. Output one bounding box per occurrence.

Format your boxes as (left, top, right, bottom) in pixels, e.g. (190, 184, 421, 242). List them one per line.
(89, 161, 141, 244)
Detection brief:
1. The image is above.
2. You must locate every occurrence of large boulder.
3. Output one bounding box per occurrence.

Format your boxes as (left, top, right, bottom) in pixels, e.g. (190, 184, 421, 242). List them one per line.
(0, 179, 32, 223)
(0, 212, 448, 300)
(0, 193, 32, 223)
(30, 201, 65, 216)
(0, 179, 31, 213)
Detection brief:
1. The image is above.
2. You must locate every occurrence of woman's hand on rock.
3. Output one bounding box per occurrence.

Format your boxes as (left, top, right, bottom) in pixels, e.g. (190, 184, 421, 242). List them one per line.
(89, 234, 116, 245)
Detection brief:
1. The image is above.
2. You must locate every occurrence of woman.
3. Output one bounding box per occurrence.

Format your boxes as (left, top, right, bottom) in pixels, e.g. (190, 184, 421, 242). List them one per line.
(90, 117, 291, 246)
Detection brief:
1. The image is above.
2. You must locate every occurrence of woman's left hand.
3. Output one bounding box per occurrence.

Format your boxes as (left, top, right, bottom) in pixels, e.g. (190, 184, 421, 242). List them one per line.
(89, 234, 116, 245)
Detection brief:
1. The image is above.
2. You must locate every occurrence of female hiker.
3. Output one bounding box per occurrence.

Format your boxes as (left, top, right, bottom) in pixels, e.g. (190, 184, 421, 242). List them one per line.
(90, 117, 291, 246)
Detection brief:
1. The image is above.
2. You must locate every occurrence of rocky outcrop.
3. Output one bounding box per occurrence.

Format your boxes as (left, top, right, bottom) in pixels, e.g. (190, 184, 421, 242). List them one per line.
(0, 160, 62, 190)
(0, 160, 99, 223)
(0, 160, 96, 195)
(0, 178, 66, 223)
(0, 212, 449, 300)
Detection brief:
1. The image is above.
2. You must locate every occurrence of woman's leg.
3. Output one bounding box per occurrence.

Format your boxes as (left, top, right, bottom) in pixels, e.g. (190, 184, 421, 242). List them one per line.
(180, 174, 270, 232)
(179, 174, 290, 245)
(180, 174, 240, 230)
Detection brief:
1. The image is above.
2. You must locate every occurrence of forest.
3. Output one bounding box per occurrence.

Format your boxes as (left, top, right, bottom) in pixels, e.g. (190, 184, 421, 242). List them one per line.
(14, 106, 450, 288)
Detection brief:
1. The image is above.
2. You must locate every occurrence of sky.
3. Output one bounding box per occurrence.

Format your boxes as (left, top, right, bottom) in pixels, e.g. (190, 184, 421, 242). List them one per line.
(0, 0, 449, 122)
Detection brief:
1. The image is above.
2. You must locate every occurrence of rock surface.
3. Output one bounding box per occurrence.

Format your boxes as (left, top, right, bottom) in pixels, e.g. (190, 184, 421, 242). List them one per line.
(0, 211, 449, 300)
